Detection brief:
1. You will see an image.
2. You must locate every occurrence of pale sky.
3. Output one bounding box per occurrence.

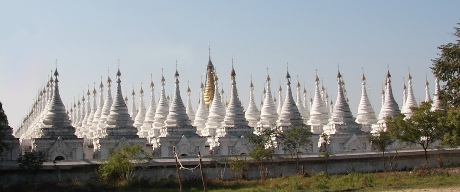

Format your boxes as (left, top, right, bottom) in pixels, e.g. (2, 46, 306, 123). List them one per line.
(1, 1, 459, 131)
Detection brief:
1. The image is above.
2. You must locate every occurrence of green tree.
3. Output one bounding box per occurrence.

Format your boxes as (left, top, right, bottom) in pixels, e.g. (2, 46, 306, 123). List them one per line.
(440, 107, 460, 147)
(386, 102, 445, 165)
(0, 102, 10, 155)
(98, 145, 145, 183)
(369, 130, 394, 171)
(278, 126, 312, 171)
(431, 22, 460, 108)
(248, 128, 276, 178)
(318, 133, 331, 173)
(18, 151, 46, 174)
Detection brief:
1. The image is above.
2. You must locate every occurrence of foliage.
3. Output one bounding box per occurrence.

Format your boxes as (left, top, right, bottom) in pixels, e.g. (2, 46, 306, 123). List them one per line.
(248, 128, 277, 178)
(369, 130, 394, 171)
(278, 126, 312, 171)
(229, 155, 249, 180)
(17, 151, 46, 174)
(431, 22, 460, 108)
(98, 145, 144, 182)
(441, 107, 460, 147)
(0, 102, 9, 155)
(386, 101, 446, 165)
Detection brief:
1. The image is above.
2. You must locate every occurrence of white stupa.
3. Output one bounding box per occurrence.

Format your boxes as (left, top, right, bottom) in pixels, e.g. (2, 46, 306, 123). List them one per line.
(94, 67, 146, 159)
(296, 81, 309, 124)
(307, 72, 329, 134)
(431, 77, 443, 111)
(322, 70, 369, 153)
(371, 70, 401, 133)
(186, 82, 196, 123)
(401, 73, 417, 119)
(213, 64, 253, 155)
(276, 67, 306, 130)
(257, 72, 278, 131)
(96, 75, 113, 138)
(355, 73, 377, 132)
(202, 74, 225, 137)
(303, 87, 310, 123)
(139, 77, 156, 138)
(150, 70, 169, 138)
(245, 77, 260, 128)
(89, 80, 104, 140)
(31, 68, 84, 161)
(194, 82, 209, 135)
(154, 65, 205, 157)
(277, 85, 283, 116)
(425, 76, 431, 102)
(133, 85, 146, 129)
(130, 89, 137, 121)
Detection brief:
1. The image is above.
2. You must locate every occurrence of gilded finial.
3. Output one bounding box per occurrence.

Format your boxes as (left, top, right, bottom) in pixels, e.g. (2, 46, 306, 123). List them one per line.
(230, 57, 236, 77)
(250, 75, 254, 88)
(175, 61, 180, 78)
(140, 83, 144, 95)
(93, 82, 97, 95)
(266, 68, 271, 82)
(315, 69, 319, 82)
(161, 68, 165, 84)
(150, 74, 154, 89)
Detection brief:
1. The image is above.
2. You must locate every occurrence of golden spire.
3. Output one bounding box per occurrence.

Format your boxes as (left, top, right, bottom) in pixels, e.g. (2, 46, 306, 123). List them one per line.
(204, 47, 216, 108)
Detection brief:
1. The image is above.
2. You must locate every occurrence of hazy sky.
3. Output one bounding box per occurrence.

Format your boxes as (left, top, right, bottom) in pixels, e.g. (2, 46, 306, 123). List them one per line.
(1, 1, 459, 131)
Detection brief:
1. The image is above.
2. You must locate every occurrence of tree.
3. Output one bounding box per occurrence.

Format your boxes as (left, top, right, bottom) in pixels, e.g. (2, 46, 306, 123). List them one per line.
(18, 151, 46, 174)
(248, 128, 276, 178)
(431, 22, 460, 108)
(0, 102, 10, 156)
(369, 130, 394, 171)
(98, 145, 145, 183)
(440, 107, 460, 147)
(318, 133, 331, 173)
(278, 126, 312, 171)
(386, 102, 446, 165)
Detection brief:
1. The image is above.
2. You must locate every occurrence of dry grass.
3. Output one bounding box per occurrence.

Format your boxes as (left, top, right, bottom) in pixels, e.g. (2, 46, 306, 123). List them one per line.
(2, 168, 460, 192)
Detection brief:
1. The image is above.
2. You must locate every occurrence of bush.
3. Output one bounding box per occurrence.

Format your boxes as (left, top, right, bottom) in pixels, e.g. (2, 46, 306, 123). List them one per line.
(17, 151, 46, 174)
(97, 145, 144, 183)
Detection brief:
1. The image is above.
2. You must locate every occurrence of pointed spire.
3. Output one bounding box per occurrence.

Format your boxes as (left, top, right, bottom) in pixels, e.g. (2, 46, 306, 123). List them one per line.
(186, 80, 195, 123)
(163, 63, 192, 130)
(203, 73, 225, 137)
(134, 83, 147, 129)
(425, 74, 431, 102)
(324, 68, 357, 134)
(36, 67, 77, 139)
(139, 74, 157, 138)
(103, 66, 138, 138)
(152, 68, 170, 136)
(307, 70, 329, 134)
(276, 66, 304, 128)
(258, 68, 277, 130)
(356, 70, 377, 131)
(295, 78, 309, 124)
(246, 75, 260, 128)
(96, 72, 113, 138)
(220, 63, 250, 134)
(431, 77, 443, 111)
(90, 77, 104, 139)
(402, 72, 417, 118)
(130, 85, 137, 121)
(372, 69, 400, 133)
(194, 78, 209, 133)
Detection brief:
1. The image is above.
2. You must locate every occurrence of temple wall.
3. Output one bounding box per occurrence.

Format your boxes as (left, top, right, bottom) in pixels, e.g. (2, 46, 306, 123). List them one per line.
(1, 149, 460, 184)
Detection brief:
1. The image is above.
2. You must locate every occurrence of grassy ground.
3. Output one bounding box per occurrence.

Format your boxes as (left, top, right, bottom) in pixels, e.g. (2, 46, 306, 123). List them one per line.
(3, 168, 460, 192)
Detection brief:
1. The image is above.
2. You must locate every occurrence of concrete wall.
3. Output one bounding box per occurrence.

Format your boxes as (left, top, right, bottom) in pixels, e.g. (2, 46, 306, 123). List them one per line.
(1, 149, 460, 185)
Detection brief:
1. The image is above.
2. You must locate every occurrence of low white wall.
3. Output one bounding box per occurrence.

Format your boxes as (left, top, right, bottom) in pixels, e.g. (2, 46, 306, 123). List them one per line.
(1, 149, 459, 184)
